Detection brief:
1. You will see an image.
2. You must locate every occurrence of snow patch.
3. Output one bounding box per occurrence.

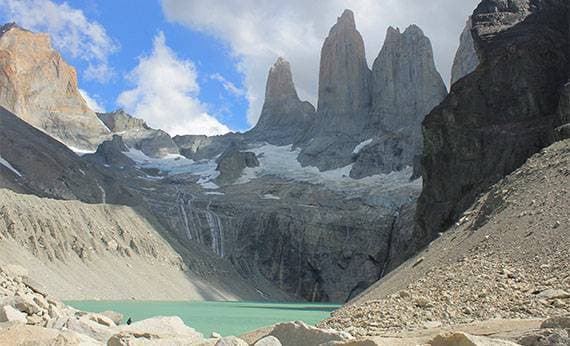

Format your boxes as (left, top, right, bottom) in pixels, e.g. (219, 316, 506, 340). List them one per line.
(262, 194, 281, 200)
(124, 148, 220, 189)
(68, 146, 96, 156)
(353, 139, 373, 154)
(235, 144, 420, 196)
(0, 155, 22, 177)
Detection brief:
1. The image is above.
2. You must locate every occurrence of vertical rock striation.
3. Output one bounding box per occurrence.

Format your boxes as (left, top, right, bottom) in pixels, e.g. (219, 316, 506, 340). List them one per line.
(351, 25, 447, 178)
(451, 18, 480, 85)
(247, 57, 315, 145)
(0, 23, 109, 150)
(298, 10, 373, 170)
(417, 0, 569, 241)
(316, 9, 372, 133)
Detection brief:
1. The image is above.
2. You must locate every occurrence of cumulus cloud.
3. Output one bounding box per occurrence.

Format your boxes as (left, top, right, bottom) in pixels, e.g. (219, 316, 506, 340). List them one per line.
(117, 32, 231, 136)
(161, 0, 480, 126)
(79, 89, 105, 112)
(0, 0, 118, 83)
(211, 73, 246, 97)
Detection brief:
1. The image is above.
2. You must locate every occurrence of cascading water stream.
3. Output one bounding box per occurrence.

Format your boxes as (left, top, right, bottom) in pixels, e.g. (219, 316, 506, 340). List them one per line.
(205, 201, 224, 258)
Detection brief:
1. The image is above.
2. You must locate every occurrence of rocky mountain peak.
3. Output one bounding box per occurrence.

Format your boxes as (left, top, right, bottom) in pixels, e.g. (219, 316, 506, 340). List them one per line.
(332, 9, 356, 33)
(264, 57, 299, 106)
(451, 17, 480, 85)
(317, 9, 371, 132)
(0, 23, 109, 150)
(0, 22, 20, 36)
(371, 23, 447, 134)
(247, 57, 315, 145)
(97, 109, 149, 132)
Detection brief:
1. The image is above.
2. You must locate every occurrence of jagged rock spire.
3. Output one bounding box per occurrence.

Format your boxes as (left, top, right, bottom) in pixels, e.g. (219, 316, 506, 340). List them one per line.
(451, 17, 480, 85)
(371, 24, 447, 133)
(248, 57, 315, 145)
(317, 9, 371, 132)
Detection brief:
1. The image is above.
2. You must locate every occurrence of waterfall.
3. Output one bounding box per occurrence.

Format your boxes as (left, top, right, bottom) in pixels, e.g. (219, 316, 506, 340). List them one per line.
(97, 183, 106, 204)
(205, 202, 224, 258)
(177, 192, 192, 240)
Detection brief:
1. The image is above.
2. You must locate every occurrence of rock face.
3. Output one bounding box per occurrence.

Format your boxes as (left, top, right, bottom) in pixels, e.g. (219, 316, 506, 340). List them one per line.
(98, 109, 179, 158)
(298, 10, 372, 171)
(97, 109, 148, 132)
(83, 135, 135, 169)
(317, 9, 371, 133)
(215, 149, 259, 184)
(351, 25, 447, 178)
(416, 0, 569, 240)
(0, 23, 109, 150)
(247, 58, 315, 145)
(451, 17, 480, 85)
(323, 140, 570, 336)
(0, 106, 132, 205)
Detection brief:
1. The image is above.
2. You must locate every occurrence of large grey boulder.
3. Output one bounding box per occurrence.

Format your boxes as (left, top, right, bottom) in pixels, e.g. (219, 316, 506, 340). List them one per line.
(451, 17, 480, 85)
(269, 321, 353, 346)
(430, 332, 520, 346)
(247, 57, 315, 145)
(0, 305, 27, 323)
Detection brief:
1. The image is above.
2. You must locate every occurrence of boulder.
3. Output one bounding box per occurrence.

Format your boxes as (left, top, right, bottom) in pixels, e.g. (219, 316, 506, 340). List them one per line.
(109, 316, 204, 345)
(254, 335, 283, 346)
(0, 305, 27, 323)
(429, 332, 520, 346)
(0, 324, 82, 345)
(270, 321, 353, 346)
(66, 314, 116, 342)
(101, 310, 124, 326)
(541, 315, 570, 329)
(215, 336, 249, 346)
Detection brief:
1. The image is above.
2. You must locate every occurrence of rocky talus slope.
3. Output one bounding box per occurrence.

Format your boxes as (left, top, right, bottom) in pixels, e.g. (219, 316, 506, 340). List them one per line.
(0, 23, 109, 150)
(320, 139, 570, 344)
(2, 264, 566, 345)
(417, 0, 569, 242)
(0, 188, 278, 301)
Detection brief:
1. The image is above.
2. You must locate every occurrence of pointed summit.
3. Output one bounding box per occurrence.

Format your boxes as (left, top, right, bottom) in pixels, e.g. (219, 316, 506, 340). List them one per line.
(264, 57, 299, 106)
(247, 57, 315, 145)
(317, 9, 371, 133)
(451, 17, 479, 85)
(371, 24, 447, 133)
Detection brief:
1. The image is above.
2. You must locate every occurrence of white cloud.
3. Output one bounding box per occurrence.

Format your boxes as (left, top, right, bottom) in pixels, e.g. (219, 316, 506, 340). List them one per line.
(79, 88, 105, 112)
(161, 0, 480, 126)
(0, 0, 118, 83)
(211, 73, 245, 97)
(117, 32, 231, 136)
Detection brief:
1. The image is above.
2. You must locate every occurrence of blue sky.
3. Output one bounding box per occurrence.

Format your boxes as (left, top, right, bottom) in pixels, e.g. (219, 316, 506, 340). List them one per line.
(66, 0, 249, 132)
(0, 0, 480, 136)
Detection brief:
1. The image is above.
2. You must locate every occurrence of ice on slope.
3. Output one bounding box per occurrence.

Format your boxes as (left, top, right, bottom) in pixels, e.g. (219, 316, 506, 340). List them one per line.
(0, 155, 22, 177)
(236, 144, 420, 195)
(124, 148, 220, 189)
(353, 139, 373, 154)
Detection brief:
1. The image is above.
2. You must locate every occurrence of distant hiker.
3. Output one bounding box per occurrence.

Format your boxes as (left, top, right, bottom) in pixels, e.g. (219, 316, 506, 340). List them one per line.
(126, 317, 132, 325)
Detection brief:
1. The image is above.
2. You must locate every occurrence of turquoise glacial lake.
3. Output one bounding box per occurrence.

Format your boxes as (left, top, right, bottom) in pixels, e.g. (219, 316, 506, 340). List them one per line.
(65, 301, 340, 337)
